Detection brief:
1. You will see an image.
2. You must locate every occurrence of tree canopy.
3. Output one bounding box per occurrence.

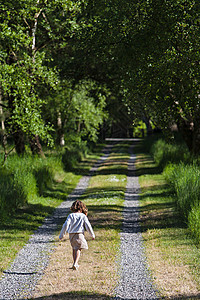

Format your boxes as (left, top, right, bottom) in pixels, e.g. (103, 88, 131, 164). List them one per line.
(1, 0, 200, 154)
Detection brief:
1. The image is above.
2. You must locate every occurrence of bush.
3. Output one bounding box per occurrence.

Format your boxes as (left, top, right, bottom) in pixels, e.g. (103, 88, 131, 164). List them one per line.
(62, 141, 88, 170)
(33, 161, 54, 196)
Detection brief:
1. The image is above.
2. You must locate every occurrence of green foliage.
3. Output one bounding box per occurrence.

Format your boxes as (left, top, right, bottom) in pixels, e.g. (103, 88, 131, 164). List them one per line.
(62, 140, 88, 170)
(2, 0, 200, 156)
(33, 158, 57, 196)
(151, 139, 190, 168)
(44, 80, 108, 145)
(188, 203, 200, 244)
(149, 136, 199, 243)
(0, 157, 37, 217)
(164, 163, 200, 244)
(165, 163, 200, 218)
(145, 136, 200, 243)
(133, 121, 147, 137)
(0, 153, 63, 218)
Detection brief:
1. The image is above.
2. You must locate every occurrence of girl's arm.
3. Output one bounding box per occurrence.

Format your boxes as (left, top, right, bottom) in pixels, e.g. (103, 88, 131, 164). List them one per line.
(59, 215, 71, 240)
(84, 216, 95, 239)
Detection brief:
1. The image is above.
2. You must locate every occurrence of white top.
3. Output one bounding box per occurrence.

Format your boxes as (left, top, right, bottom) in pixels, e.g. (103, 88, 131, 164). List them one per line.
(59, 212, 95, 239)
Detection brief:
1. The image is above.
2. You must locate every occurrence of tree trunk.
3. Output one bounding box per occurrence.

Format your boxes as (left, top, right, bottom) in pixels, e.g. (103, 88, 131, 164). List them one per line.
(192, 116, 200, 155)
(177, 116, 200, 155)
(0, 86, 8, 162)
(0, 86, 6, 146)
(57, 112, 65, 146)
(30, 135, 45, 157)
(13, 130, 25, 155)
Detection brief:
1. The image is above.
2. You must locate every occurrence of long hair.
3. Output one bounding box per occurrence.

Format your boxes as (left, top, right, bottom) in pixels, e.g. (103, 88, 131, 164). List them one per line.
(70, 200, 88, 215)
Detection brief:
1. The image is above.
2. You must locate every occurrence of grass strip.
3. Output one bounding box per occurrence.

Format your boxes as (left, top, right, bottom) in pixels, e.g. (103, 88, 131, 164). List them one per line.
(32, 142, 130, 299)
(0, 149, 103, 279)
(135, 146, 200, 299)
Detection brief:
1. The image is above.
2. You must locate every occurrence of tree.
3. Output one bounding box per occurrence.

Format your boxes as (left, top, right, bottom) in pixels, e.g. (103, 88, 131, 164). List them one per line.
(43, 79, 108, 145)
(0, 0, 87, 156)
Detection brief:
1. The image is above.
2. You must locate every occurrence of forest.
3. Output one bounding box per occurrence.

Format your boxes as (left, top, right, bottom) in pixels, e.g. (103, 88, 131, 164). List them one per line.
(1, 0, 200, 155)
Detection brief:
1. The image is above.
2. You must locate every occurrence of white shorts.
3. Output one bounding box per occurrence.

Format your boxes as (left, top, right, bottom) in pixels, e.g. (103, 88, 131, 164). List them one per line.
(69, 233, 88, 250)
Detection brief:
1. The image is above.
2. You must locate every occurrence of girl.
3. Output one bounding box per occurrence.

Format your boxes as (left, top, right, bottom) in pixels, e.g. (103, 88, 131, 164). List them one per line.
(59, 200, 95, 270)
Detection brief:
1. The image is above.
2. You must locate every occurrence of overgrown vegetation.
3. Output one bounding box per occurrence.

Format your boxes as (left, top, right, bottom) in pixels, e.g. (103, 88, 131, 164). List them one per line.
(0, 140, 97, 219)
(146, 135, 200, 244)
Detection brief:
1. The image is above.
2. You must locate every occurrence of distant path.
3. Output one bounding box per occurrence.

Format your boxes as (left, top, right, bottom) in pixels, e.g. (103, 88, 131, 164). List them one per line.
(0, 143, 115, 300)
(115, 142, 160, 299)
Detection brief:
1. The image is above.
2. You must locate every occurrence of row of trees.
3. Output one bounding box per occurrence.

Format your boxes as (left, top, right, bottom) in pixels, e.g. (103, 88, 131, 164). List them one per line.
(1, 0, 200, 156)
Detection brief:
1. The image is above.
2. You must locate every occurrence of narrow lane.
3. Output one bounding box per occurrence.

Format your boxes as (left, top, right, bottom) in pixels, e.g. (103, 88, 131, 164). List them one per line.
(115, 143, 159, 299)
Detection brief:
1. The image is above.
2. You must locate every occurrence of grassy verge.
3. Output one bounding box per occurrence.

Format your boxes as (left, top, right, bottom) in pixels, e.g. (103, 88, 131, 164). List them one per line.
(32, 142, 130, 299)
(135, 145, 200, 298)
(0, 147, 103, 279)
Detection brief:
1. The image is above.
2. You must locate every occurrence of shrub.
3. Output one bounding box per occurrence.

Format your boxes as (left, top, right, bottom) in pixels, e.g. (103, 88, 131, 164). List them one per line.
(34, 163, 54, 196)
(172, 164, 200, 218)
(62, 141, 88, 170)
(163, 163, 176, 183)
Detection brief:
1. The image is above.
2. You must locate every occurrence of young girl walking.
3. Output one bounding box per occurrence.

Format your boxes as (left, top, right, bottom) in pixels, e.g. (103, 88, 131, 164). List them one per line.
(59, 200, 95, 270)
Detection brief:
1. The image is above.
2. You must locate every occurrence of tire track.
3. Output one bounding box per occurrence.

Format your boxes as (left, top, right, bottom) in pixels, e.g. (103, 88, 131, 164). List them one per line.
(115, 143, 160, 300)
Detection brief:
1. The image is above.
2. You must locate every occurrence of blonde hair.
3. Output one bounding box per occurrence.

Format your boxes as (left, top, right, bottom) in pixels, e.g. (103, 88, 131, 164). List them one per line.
(70, 200, 88, 215)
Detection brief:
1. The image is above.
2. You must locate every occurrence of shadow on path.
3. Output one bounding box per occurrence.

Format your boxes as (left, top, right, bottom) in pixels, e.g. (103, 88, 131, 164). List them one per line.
(30, 291, 110, 299)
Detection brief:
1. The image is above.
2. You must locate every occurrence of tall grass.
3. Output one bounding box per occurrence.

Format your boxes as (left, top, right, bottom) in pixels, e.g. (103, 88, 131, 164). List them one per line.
(151, 138, 190, 168)
(164, 163, 200, 244)
(150, 136, 200, 244)
(0, 153, 62, 219)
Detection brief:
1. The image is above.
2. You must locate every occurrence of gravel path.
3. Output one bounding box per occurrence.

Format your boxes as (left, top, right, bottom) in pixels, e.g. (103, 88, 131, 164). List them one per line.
(0, 143, 114, 300)
(115, 144, 160, 300)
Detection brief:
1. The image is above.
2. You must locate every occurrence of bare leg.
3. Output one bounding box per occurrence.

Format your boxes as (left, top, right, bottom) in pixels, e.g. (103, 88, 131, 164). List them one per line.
(74, 249, 81, 265)
(73, 249, 76, 262)
(72, 248, 81, 269)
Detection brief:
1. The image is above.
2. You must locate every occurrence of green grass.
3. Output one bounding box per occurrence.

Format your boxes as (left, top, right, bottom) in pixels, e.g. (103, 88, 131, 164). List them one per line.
(0, 145, 103, 278)
(135, 147, 200, 298)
